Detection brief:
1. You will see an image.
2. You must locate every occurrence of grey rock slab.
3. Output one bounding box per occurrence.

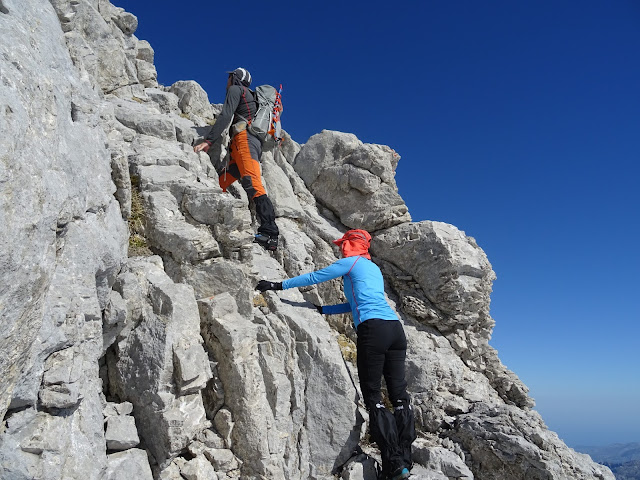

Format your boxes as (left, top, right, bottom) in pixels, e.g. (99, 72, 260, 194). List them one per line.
(0, 347, 108, 479)
(203, 448, 240, 472)
(137, 164, 197, 201)
(277, 130, 302, 166)
(213, 408, 234, 448)
(8, 202, 126, 411)
(268, 138, 316, 207)
(128, 133, 195, 168)
(111, 97, 176, 141)
(412, 441, 473, 479)
(261, 150, 305, 219)
(199, 294, 283, 476)
(105, 448, 153, 480)
(370, 221, 535, 407)
(136, 59, 158, 88)
(448, 402, 615, 480)
(372, 221, 494, 328)
(165, 257, 254, 318)
(103, 401, 134, 417)
(112, 10, 138, 36)
(38, 382, 83, 410)
(171, 113, 198, 146)
(182, 185, 253, 254)
(199, 283, 360, 479)
(169, 80, 216, 120)
(136, 39, 154, 63)
(105, 415, 140, 450)
(174, 342, 213, 396)
(143, 190, 221, 263)
(110, 148, 132, 219)
(38, 347, 85, 409)
(293, 130, 410, 231)
(145, 88, 180, 114)
(102, 289, 128, 354)
(179, 455, 219, 480)
(159, 462, 183, 480)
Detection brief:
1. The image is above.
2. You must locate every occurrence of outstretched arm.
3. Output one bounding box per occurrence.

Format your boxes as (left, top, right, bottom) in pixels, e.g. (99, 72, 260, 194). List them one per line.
(253, 282, 349, 316)
(282, 258, 354, 289)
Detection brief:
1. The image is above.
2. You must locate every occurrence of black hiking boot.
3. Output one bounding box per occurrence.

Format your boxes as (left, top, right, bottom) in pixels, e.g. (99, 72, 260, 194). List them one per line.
(254, 234, 278, 252)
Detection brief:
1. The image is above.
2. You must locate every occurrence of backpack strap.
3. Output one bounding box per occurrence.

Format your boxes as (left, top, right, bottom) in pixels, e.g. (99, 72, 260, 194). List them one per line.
(241, 87, 253, 125)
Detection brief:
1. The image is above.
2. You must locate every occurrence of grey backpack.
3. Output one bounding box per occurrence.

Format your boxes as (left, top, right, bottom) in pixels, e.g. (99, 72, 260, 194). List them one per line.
(247, 84, 283, 144)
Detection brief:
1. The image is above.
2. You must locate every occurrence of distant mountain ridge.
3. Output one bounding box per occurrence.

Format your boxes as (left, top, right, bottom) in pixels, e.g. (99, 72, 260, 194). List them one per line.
(576, 443, 640, 465)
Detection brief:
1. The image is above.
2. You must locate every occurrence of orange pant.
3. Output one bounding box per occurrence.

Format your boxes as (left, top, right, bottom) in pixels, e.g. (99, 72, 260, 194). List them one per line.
(219, 129, 266, 199)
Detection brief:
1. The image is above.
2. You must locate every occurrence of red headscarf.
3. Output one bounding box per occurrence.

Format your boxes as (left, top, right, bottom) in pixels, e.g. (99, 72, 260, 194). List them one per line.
(333, 229, 372, 259)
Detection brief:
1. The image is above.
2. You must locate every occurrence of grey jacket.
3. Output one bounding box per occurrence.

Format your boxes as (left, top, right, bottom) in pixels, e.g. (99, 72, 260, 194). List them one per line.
(205, 80, 257, 144)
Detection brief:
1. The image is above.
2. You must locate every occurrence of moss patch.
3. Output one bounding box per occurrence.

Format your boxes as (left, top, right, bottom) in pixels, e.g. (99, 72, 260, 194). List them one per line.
(128, 176, 153, 257)
(253, 294, 268, 308)
(338, 333, 357, 365)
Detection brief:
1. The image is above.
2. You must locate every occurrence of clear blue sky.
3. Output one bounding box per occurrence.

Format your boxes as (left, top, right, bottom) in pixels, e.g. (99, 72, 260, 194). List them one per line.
(112, 0, 640, 447)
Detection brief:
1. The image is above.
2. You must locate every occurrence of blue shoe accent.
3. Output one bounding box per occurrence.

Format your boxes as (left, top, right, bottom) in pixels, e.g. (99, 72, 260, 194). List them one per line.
(390, 467, 410, 480)
(254, 234, 278, 251)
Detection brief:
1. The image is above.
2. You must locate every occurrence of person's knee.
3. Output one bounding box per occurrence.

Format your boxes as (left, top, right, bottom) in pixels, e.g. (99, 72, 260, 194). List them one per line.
(240, 176, 258, 197)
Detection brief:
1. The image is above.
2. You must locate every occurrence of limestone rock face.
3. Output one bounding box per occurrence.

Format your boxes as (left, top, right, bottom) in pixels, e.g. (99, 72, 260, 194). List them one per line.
(371, 222, 533, 409)
(448, 402, 614, 480)
(0, 1, 614, 480)
(107, 256, 211, 468)
(293, 130, 411, 230)
(50, 0, 140, 92)
(1, 5, 126, 480)
(168, 80, 216, 122)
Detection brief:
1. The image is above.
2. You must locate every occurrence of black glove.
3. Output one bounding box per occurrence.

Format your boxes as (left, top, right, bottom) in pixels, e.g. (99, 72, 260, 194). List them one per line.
(256, 280, 282, 292)
(313, 304, 324, 314)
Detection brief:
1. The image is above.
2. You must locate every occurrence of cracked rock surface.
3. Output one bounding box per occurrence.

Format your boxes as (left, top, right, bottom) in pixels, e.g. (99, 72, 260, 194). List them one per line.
(0, 1, 614, 479)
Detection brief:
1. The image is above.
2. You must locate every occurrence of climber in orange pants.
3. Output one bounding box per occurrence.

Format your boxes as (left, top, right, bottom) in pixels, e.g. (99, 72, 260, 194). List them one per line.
(194, 67, 279, 251)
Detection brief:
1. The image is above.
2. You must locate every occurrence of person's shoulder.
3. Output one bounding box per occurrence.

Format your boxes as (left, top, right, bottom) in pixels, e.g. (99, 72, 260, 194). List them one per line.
(338, 256, 369, 266)
(226, 85, 244, 97)
(358, 257, 380, 271)
(334, 257, 357, 267)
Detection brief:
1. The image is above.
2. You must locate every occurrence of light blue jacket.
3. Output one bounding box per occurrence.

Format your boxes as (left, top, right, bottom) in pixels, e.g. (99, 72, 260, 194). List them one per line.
(282, 256, 398, 328)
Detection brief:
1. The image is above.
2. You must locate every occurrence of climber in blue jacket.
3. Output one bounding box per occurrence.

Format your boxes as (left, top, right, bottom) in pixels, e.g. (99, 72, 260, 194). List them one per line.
(256, 229, 415, 480)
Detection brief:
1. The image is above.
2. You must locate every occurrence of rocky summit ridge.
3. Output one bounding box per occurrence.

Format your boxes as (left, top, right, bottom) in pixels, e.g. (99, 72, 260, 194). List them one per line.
(0, 1, 614, 479)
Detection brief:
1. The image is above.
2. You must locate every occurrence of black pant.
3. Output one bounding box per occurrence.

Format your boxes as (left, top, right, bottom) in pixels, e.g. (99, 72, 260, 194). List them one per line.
(357, 319, 409, 407)
(254, 194, 279, 237)
(357, 319, 415, 475)
(222, 131, 279, 237)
